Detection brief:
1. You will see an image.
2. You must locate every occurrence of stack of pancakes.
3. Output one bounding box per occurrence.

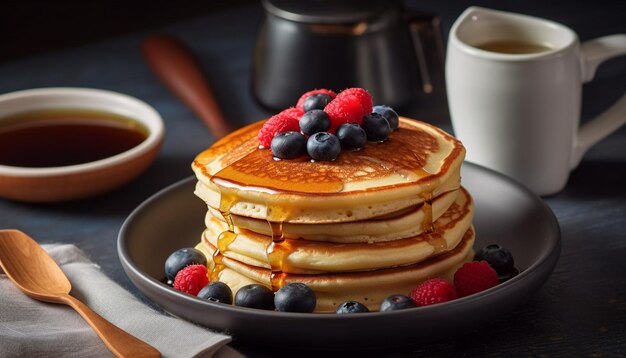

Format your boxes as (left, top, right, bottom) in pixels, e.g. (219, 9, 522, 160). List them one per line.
(192, 117, 475, 312)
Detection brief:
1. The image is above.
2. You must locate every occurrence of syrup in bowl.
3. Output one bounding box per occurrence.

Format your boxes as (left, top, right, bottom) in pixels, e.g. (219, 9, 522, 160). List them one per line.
(0, 109, 148, 168)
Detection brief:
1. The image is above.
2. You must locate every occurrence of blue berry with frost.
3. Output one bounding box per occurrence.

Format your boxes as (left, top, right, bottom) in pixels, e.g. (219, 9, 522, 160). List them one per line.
(336, 122, 366, 150)
(271, 131, 307, 159)
(373, 105, 399, 130)
(307, 132, 341, 161)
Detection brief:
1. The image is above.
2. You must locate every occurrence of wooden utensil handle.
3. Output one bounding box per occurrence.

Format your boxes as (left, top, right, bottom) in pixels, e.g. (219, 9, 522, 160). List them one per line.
(141, 33, 232, 139)
(60, 293, 161, 358)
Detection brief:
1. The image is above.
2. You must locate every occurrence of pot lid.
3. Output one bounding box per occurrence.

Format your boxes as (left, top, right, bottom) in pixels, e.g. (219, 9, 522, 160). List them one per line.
(262, 0, 400, 24)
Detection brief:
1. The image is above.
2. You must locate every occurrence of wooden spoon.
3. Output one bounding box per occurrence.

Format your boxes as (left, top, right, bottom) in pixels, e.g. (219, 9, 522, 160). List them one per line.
(141, 33, 233, 139)
(0, 229, 161, 358)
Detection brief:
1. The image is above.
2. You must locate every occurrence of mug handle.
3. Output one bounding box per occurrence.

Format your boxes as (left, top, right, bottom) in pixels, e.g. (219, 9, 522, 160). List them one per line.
(571, 34, 626, 168)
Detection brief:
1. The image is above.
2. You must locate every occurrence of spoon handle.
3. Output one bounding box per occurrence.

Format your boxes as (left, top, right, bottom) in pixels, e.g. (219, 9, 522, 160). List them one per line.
(59, 293, 161, 358)
(141, 33, 233, 139)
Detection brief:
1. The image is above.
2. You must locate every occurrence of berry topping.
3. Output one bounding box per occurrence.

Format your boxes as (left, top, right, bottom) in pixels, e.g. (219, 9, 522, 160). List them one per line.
(361, 112, 391, 142)
(296, 89, 337, 109)
(336, 122, 366, 151)
(307, 132, 341, 161)
(324, 94, 365, 133)
(271, 131, 307, 159)
(258, 107, 304, 148)
(454, 261, 499, 297)
(302, 93, 333, 112)
(173, 264, 209, 296)
(164, 248, 207, 285)
(299, 109, 331, 135)
(409, 278, 457, 307)
(234, 284, 275, 310)
(474, 244, 516, 277)
(373, 105, 399, 131)
(274, 282, 317, 313)
(379, 294, 417, 311)
(339, 88, 373, 115)
(336, 301, 370, 314)
(197, 281, 233, 304)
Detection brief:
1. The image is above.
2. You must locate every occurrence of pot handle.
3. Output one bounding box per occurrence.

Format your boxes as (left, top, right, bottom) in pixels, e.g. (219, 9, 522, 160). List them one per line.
(404, 10, 445, 94)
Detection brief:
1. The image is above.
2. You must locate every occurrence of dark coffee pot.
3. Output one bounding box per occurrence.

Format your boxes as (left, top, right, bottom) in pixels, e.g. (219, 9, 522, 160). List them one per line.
(251, 0, 444, 110)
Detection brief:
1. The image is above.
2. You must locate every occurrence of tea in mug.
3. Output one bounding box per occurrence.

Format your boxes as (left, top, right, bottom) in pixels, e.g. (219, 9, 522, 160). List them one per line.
(474, 40, 553, 54)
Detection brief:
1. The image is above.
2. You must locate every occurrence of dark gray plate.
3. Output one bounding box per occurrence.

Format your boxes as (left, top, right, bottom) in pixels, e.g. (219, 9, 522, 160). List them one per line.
(118, 162, 560, 350)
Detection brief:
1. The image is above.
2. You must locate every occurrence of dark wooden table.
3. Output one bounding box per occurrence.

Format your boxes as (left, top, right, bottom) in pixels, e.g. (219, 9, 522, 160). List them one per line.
(1, 1, 625, 356)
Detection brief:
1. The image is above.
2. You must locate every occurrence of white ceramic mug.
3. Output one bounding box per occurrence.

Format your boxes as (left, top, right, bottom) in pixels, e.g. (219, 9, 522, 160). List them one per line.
(446, 7, 626, 195)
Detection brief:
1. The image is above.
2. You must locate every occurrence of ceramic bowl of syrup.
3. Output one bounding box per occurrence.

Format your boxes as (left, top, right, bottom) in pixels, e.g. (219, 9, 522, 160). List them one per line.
(0, 87, 164, 202)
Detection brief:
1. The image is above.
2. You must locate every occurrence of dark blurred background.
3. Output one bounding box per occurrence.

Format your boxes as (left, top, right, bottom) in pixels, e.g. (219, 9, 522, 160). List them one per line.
(0, 1, 254, 63)
(3, 0, 625, 63)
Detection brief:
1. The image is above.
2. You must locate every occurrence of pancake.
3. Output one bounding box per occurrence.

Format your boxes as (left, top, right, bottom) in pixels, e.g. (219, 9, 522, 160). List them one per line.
(199, 187, 473, 273)
(192, 117, 465, 223)
(205, 188, 460, 243)
(196, 226, 475, 312)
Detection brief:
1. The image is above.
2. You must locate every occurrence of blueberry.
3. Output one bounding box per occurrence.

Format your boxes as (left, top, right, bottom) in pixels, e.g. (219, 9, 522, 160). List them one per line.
(197, 281, 233, 304)
(474, 244, 515, 276)
(303, 93, 333, 112)
(497, 267, 520, 283)
(336, 122, 366, 151)
(234, 284, 275, 310)
(361, 113, 391, 142)
(373, 105, 399, 130)
(299, 110, 331, 135)
(164, 248, 207, 285)
(307, 132, 341, 161)
(274, 282, 316, 313)
(379, 294, 417, 311)
(336, 301, 370, 314)
(271, 131, 307, 159)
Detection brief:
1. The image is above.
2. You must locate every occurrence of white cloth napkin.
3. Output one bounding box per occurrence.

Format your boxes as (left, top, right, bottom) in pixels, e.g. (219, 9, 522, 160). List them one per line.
(0, 244, 241, 358)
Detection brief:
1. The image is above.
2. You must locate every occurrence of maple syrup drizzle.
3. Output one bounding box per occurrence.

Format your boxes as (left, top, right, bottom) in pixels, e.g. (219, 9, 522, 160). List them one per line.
(210, 191, 238, 282)
(265, 219, 293, 290)
(427, 232, 448, 254)
(421, 192, 435, 233)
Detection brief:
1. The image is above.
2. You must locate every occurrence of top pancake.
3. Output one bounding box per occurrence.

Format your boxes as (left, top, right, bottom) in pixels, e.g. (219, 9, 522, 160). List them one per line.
(192, 117, 465, 223)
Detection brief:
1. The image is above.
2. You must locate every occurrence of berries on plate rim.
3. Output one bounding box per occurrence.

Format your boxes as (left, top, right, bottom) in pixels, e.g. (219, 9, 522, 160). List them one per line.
(172, 264, 209, 296)
(164, 248, 207, 285)
(274, 282, 317, 313)
(379, 294, 417, 311)
(197, 281, 233, 304)
(234, 284, 275, 310)
(454, 261, 500, 298)
(336, 301, 370, 314)
(409, 278, 457, 307)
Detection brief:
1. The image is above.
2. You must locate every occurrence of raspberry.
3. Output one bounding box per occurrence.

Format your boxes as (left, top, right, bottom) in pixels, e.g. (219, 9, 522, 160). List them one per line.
(296, 89, 337, 109)
(409, 278, 457, 306)
(258, 107, 304, 148)
(338, 88, 373, 115)
(324, 94, 364, 133)
(453, 261, 499, 297)
(173, 264, 209, 296)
